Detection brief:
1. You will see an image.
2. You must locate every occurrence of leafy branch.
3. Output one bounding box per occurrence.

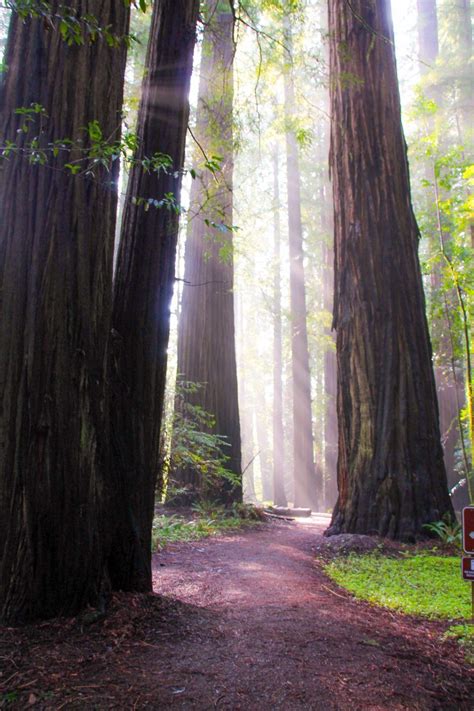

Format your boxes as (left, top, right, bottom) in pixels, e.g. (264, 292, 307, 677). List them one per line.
(2, 0, 150, 48)
(0, 106, 233, 221)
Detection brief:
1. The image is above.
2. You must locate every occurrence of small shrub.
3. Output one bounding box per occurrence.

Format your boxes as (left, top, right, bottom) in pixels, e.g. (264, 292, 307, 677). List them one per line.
(152, 505, 262, 551)
(191, 500, 226, 519)
(231, 502, 266, 521)
(164, 380, 240, 503)
(423, 514, 462, 547)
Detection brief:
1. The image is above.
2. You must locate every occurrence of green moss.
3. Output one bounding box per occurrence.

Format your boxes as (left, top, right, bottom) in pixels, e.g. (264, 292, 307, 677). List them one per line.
(324, 553, 470, 619)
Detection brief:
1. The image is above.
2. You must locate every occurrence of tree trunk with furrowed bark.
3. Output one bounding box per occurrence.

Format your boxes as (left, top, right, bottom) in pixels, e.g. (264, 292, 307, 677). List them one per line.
(109, 0, 199, 591)
(171, 0, 242, 506)
(0, 2, 129, 623)
(327, 0, 454, 540)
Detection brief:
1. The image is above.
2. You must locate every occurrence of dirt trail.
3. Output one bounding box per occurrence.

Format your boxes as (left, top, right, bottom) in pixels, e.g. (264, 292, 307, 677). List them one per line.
(1, 517, 473, 709)
(149, 517, 473, 710)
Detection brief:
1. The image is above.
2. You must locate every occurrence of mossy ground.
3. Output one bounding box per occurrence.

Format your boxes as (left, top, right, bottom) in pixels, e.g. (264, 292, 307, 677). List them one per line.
(323, 550, 474, 662)
(324, 552, 470, 619)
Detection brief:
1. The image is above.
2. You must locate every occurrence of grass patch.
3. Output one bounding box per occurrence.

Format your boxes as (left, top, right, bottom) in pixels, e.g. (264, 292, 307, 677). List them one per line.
(324, 553, 470, 620)
(152, 506, 262, 551)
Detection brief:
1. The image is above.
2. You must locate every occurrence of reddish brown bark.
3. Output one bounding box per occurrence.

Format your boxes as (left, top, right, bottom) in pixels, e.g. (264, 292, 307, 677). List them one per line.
(109, 0, 199, 590)
(172, 0, 242, 505)
(0, 3, 129, 623)
(327, 0, 454, 540)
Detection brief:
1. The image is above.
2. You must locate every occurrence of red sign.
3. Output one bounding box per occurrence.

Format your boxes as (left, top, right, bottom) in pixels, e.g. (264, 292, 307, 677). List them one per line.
(462, 507, 474, 554)
(462, 557, 474, 581)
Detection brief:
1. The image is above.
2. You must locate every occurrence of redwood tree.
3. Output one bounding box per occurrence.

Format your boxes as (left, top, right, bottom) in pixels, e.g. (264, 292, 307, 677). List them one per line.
(417, 0, 439, 69)
(327, 0, 454, 539)
(0, 2, 129, 623)
(172, 0, 242, 505)
(272, 147, 288, 507)
(283, 20, 320, 510)
(109, 0, 199, 591)
(323, 228, 338, 509)
(415, 0, 464, 500)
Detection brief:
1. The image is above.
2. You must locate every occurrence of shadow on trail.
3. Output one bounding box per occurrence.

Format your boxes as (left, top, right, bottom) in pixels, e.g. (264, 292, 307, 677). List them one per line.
(150, 519, 473, 710)
(0, 520, 471, 709)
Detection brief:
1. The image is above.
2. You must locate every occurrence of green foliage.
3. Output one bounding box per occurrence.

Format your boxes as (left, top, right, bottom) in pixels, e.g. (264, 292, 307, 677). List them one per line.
(1, 690, 19, 705)
(152, 505, 262, 551)
(335, 71, 364, 90)
(0, 109, 225, 216)
(230, 501, 266, 520)
(166, 381, 240, 501)
(423, 514, 462, 547)
(0, 110, 187, 210)
(203, 154, 224, 176)
(3, 0, 151, 47)
(132, 192, 182, 214)
(407, 84, 474, 496)
(324, 553, 470, 620)
(191, 499, 227, 519)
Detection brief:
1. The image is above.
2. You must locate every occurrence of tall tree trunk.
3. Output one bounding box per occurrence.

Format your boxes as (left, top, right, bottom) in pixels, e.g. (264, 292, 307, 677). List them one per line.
(0, 2, 129, 623)
(323, 238, 338, 510)
(418, 0, 465, 500)
(238, 296, 257, 502)
(416, 0, 465, 498)
(172, 0, 242, 505)
(327, 0, 454, 540)
(284, 22, 320, 510)
(417, 0, 439, 70)
(457, 0, 473, 134)
(273, 148, 288, 507)
(255, 381, 273, 501)
(441, 0, 473, 138)
(109, 0, 199, 591)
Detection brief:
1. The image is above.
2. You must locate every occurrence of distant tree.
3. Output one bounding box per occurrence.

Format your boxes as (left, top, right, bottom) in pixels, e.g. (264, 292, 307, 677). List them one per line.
(327, 0, 454, 539)
(417, 0, 439, 69)
(238, 296, 257, 502)
(255, 380, 273, 500)
(272, 147, 288, 507)
(171, 0, 242, 505)
(414, 0, 467, 502)
(109, 0, 199, 591)
(433, 0, 473, 140)
(283, 17, 321, 509)
(410, 0, 473, 504)
(450, 0, 472, 137)
(0, 1, 130, 623)
(322, 197, 337, 510)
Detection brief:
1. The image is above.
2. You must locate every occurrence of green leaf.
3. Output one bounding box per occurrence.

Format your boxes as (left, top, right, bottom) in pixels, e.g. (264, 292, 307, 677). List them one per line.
(65, 163, 81, 175)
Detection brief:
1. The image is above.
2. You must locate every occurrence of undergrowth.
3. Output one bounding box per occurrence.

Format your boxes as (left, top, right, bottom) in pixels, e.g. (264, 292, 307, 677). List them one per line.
(152, 503, 263, 551)
(324, 553, 470, 620)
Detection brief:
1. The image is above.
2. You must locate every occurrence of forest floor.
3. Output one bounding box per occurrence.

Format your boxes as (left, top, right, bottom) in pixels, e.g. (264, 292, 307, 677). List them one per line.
(1, 515, 473, 710)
